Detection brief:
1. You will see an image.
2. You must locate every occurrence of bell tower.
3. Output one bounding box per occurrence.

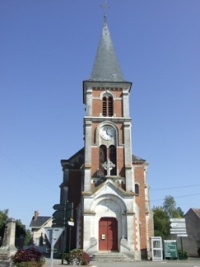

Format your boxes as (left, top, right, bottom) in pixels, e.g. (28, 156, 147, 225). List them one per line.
(83, 17, 133, 192)
(80, 17, 152, 259)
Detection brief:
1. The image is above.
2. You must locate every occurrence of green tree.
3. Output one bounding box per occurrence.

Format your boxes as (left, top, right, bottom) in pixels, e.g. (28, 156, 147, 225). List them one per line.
(176, 207, 184, 217)
(0, 210, 31, 246)
(16, 219, 27, 243)
(153, 195, 184, 239)
(0, 209, 9, 240)
(163, 195, 184, 218)
(153, 206, 170, 239)
(24, 229, 32, 245)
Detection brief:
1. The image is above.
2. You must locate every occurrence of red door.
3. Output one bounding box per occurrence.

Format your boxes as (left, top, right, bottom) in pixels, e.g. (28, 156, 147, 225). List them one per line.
(99, 217, 118, 251)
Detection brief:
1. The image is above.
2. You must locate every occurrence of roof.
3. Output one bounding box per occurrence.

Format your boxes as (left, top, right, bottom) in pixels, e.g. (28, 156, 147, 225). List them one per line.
(29, 216, 51, 228)
(191, 208, 200, 219)
(83, 178, 134, 197)
(62, 147, 146, 167)
(61, 148, 84, 169)
(90, 17, 124, 82)
(132, 154, 146, 163)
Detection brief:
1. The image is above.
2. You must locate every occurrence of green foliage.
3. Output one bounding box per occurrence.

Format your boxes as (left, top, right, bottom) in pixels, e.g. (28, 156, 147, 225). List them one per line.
(65, 249, 90, 265)
(0, 209, 9, 239)
(12, 247, 45, 267)
(0, 209, 8, 227)
(153, 206, 170, 239)
(163, 195, 176, 217)
(153, 195, 184, 239)
(24, 229, 32, 246)
(0, 209, 31, 246)
(16, 219, 26, 238)
(178, 249, 188, 260)
(163, 195, 184, 218)
(176, 207, 184, 217)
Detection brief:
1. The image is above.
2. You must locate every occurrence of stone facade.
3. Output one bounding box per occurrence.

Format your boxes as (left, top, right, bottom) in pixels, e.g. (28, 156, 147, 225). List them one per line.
(55, 18, 153, 260)
(181, 208, 200, 257)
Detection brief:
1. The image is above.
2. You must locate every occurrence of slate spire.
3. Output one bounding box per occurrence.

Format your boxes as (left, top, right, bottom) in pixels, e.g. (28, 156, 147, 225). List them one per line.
(90, 16, 124, 82)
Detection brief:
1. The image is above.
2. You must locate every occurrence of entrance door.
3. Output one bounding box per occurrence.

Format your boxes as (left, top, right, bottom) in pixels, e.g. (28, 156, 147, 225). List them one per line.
(99, 217, 118, 251)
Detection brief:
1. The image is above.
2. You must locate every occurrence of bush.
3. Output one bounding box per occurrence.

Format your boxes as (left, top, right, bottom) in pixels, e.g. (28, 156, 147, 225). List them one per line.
(178, 249, 188, 260)
(65, 249, 90, 265)
(12, 247, 45, 267)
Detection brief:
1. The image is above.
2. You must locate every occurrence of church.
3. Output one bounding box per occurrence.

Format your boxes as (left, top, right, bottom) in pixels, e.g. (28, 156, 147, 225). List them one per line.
(53, 17, 153, 260)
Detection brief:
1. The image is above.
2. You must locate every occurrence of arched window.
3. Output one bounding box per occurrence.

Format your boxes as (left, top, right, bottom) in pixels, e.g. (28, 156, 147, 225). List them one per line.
(135, 184, 139, 195)
(102, 95, 113, 117)
(109, 145, 116, 175)
(99, 145, 107, 175)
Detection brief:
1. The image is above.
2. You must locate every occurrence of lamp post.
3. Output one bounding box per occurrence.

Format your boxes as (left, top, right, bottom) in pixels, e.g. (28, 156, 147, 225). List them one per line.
(53, 186, 74, 264)
(61, 199, 67, 265)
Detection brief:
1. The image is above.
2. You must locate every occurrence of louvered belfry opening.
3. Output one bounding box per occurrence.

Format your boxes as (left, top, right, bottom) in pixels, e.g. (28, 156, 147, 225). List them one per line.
(102, 96, 113, 117)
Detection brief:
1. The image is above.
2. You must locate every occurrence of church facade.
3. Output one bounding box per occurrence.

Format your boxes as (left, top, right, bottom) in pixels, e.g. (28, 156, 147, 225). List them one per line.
(54, 18, 153, 260)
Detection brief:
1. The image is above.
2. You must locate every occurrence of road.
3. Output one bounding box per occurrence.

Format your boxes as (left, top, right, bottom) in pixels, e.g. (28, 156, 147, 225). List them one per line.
(44, 258, 200, 267)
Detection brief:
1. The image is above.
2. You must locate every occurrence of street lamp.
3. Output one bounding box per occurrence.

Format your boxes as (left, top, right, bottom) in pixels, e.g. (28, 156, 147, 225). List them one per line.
(53, 186, 74, 265)
(61, 186, 68, 265)
(61, 200, 67, 264)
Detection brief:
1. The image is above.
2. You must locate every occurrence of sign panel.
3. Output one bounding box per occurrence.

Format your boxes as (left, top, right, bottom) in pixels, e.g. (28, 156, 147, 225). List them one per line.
(45, 227, 64, 267)
(164, 240, 178, 259)
(45, 227, 64, 248)
(68, 221, 74, 226)
(170, 228, 187, 232)
(170, 218, 185, 223)
(53, 203, 66, 211)
(53, 210, 65, 219)
(170, 218, 187, 236)
(171, 222, 186, 228)
(53, 203, 72, 211)
(177, 234, 188, 237)
(170, 230, 187, 235)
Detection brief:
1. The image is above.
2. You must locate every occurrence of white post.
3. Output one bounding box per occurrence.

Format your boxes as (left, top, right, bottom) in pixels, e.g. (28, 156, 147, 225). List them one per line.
(50, 229, 54, 267)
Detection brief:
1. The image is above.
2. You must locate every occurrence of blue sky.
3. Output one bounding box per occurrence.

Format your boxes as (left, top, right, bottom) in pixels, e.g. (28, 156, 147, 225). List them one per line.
(0, 0, 200, 229)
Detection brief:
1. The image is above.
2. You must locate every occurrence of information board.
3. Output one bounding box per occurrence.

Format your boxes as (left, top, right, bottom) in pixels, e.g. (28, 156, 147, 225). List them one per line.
(164, 240, 178, 259)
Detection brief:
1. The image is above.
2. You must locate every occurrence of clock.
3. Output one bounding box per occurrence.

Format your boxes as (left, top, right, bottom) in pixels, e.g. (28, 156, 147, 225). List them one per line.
(100, 126, 114, 140)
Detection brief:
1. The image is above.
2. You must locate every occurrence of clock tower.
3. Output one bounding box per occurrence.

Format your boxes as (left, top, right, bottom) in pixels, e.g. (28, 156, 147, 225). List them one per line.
(55, 17, 153, 260)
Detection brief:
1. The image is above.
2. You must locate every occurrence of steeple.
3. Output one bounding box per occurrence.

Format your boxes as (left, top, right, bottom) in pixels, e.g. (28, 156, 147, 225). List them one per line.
(90, 16, 124, 82)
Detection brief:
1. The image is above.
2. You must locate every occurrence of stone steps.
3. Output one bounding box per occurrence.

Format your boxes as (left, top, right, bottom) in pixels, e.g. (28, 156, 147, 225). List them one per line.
(91, 252, 135, 262)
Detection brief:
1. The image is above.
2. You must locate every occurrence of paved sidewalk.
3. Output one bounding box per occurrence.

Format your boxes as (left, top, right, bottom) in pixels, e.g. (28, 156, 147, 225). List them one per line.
(44, 258, 97, 266)
(44, 257, 200, 267)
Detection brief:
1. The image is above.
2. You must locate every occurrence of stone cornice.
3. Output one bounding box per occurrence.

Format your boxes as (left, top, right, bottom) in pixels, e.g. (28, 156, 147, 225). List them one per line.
(84, 116, 131, 123)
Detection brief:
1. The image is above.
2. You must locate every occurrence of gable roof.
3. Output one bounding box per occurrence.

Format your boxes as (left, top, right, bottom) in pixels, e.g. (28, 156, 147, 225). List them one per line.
(83, 178, 134, 198)
(29, 216, 51, 228)
(191, 208, 200, 219)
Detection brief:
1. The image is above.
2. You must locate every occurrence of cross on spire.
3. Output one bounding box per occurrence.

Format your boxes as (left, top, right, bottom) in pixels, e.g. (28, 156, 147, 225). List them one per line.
(100, 0, 110, 17)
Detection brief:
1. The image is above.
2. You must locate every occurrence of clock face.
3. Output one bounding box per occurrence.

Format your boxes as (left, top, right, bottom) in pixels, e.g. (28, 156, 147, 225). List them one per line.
(100, 126, 114, 140)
